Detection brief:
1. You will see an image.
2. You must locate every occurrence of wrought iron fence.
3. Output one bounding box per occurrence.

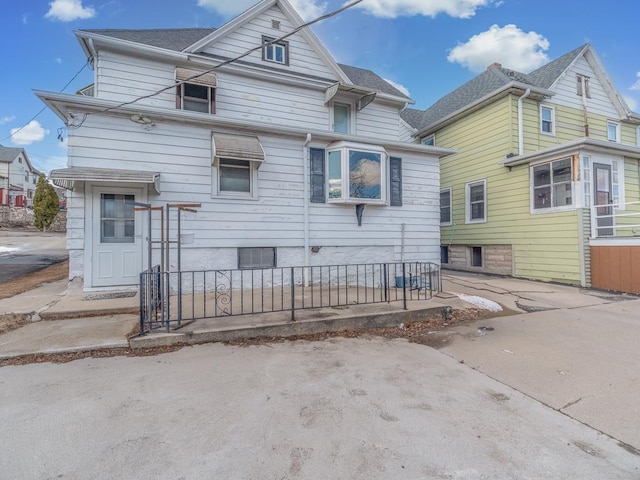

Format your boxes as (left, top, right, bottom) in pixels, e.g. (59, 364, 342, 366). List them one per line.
(140, 261, 440, 334)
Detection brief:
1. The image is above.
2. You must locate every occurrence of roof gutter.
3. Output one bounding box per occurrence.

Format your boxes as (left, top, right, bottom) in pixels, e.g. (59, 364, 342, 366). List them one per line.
(415, 81, 554, 138)
(34, 90, 455, 158)
(500, 137, 640, 167)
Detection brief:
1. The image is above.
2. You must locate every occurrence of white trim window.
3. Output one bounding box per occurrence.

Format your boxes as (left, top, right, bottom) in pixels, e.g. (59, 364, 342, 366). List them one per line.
(327, 142, 387, 204)
(582, 155, 591, 208)
(422, 134, 435, 146)
(540, 105, 555, 135)
(332, 102, 352, 134)
(177, 83, 215, 114)
(531, 158, 572, 211)
(577, 74, 591, 98)
(262, 36, 289, 65)
(440, 187, 452, 225)
(211, 133, 264, 200)
(607, 121, 620, 143)
(465, 179, 486, 223)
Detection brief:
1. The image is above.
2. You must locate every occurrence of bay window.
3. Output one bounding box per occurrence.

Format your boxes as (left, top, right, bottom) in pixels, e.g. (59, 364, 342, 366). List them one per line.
(327, 142, 386, 204)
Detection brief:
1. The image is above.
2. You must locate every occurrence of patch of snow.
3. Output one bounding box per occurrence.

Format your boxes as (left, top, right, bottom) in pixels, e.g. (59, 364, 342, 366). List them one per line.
(0, 246, 20, 255)
(455, 293, 503, 312)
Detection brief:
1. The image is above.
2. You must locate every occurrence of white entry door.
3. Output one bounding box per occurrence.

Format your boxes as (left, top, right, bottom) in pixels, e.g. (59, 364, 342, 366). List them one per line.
(91, 187, 143, 287)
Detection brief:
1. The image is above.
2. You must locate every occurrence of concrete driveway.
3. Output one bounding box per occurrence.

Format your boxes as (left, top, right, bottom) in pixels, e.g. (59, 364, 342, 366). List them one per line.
(440, 271, 640, 452)
(1, 338, 639, 479)
(0, 229, 67, 282)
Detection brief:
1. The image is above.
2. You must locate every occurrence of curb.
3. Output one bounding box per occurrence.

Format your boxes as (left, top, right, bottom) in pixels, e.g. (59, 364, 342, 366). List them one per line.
(130, 306, 447, 349)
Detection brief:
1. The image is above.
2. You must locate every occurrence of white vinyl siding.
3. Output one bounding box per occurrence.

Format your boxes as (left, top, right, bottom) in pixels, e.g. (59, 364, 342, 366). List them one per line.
(550, 56, 619, 118)
(201, 6, 335, 79)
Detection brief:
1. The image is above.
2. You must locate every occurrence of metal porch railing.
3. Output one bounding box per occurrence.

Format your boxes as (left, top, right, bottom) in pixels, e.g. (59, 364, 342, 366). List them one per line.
(139, 261, 440, 334)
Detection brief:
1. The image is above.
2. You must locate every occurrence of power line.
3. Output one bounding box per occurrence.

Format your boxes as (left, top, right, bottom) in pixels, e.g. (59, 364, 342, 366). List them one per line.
(0, 60, 91, 143)
(68, 0, 364, 128)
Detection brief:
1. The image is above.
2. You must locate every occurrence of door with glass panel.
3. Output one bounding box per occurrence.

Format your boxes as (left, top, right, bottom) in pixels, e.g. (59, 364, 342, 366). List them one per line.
(92, 188, 143, 287)
(593, 163, 614, 236)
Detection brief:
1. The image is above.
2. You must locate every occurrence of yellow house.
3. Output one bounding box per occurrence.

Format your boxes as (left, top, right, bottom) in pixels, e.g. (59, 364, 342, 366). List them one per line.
(402, 44, 640, 293)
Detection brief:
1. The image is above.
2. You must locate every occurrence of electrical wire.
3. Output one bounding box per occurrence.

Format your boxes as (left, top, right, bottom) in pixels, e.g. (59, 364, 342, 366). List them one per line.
(0, 59, 91, 143)
(67, 0, 364, 129)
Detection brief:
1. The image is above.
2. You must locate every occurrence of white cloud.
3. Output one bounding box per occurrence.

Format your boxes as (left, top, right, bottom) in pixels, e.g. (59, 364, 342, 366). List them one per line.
(630, 72, 640, 91)
(623, 95, 638, 112)
(197, 0, 325, 20)
(383, 77, 411, 97)
(447, 24, 549, 73)
(353, 0, 495, 19)
(45, 0, 95, 22)
(54, 57, 63, 64)
(10, 121, 50, 145)
(288, 0, 326, 19)
(0, 116, 15, 125)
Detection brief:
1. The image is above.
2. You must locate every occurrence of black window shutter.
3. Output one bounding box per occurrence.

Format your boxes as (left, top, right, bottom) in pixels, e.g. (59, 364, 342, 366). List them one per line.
(389, 157, 402, 206)
(309, 148, 325, 203)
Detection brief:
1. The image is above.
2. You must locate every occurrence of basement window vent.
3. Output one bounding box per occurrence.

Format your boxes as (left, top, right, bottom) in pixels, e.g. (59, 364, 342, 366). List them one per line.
(470, 247, 483, 267)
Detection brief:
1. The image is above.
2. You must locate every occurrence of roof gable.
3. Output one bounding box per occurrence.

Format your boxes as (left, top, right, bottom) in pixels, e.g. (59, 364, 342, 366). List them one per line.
(0, 145, 24, 163)
(186, 0, 350, 84)
(405, 43, 637, 133)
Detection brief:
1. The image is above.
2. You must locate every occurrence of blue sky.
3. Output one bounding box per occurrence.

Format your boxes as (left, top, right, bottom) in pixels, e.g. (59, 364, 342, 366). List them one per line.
(1, 0, 639, 174)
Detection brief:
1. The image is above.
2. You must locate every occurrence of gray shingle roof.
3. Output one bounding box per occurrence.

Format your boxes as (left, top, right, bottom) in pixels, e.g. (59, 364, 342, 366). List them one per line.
(81, 28, 216, 52)
(337, 64, 410, 99)
(80, 28, 409, 99)
(0, 145, 23, 163)
(402, 44, 588, 132)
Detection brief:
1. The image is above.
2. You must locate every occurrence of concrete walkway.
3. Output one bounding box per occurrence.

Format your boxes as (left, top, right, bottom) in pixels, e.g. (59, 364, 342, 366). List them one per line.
(2, 338, 639, 479)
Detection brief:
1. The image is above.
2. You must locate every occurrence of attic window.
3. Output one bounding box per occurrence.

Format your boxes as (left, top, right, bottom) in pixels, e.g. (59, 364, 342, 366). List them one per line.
(577, 75, 591, 98)
(262, 36, 289, 65)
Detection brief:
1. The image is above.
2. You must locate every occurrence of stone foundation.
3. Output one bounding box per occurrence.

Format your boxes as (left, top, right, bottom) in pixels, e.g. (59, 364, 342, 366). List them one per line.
(443, 244, 513, 276)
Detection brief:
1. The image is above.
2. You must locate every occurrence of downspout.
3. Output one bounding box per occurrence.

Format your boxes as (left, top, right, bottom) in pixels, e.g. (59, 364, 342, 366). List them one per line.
(581, 76, 590, 136)
(303, 133, 312, 286)
(518, 88, 532, 155)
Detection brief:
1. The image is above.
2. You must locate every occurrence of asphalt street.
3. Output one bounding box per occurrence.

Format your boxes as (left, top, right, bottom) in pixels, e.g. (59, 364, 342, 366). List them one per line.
(1, 338, 639, 479)
(0, 230, 67, 282)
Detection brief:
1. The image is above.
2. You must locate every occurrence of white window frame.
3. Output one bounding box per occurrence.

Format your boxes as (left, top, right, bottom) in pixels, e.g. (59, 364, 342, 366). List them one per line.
(262, 36, 289, 65)
(465, 179, 487, 224)
(607, 121, 620, 143)
(422, 134, 435, 146)
(331, 102, 353, 134)
(440, 187, 452, 226)
(530, 158, 574, 213)
(577, 74, 591, 98)
(212, 157, 259, 200)
(326, 141, 387, 205)
(178, 83, 215, 114)
(540, 105, 555, 136)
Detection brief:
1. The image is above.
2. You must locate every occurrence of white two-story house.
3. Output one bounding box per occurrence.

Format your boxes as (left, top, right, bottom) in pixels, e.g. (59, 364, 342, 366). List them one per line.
(37, 0, 452, 290)
(0, 145, 39, 208)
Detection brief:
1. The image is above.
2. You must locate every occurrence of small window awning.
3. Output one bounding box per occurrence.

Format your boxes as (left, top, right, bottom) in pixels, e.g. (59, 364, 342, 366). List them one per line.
(212, 133, 265, 165)
(325, 82, 377, 111)
(50, 167, 161, 193)
(175, 68, 217, 87)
